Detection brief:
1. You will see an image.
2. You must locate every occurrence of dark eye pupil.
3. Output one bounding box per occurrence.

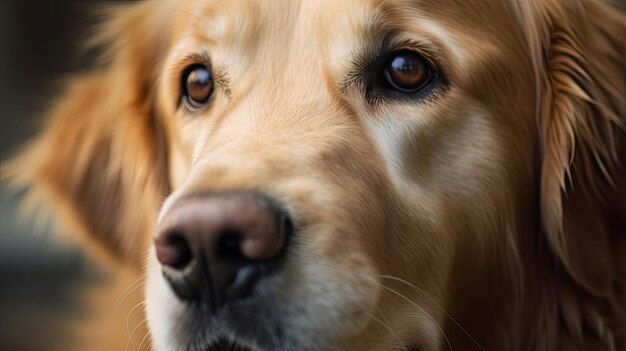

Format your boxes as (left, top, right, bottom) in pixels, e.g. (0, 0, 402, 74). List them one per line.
(184, 65, 213, 107)
(385, 51, 429, 92)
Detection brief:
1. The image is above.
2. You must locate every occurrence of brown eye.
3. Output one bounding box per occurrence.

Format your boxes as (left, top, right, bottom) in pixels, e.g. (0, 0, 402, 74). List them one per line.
(384, 50, 432, 93)
(182, 65, 213, 108)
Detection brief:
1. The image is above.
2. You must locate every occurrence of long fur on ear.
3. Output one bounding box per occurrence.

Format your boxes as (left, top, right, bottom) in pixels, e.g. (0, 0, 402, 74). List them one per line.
(518, 0, 626, 347)
(538, 0, 625, 296)
(2, 1, 173, 266)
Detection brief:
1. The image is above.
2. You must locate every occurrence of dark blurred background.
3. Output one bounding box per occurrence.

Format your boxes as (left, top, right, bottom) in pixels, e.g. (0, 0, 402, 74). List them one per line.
(0, 2, 131, 350)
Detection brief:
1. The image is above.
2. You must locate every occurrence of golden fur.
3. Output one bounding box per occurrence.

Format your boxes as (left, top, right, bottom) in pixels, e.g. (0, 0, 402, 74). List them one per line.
(4, 0, 626, 350)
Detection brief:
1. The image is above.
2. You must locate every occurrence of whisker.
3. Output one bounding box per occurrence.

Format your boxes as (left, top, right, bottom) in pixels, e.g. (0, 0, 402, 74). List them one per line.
(97, 277, 145, 319)
(125, 317, 149, 351)
(137, 329, 152, 351)
(367, 309, 404, 350)
(126, 301, 148, 351)
(378, 283, 452, 351)
(379, 275, 485, 351)
(115, 280, 146, 314)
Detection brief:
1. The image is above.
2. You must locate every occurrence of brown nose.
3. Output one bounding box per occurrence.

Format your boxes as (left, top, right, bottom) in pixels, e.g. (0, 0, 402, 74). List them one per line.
(154, 192, 291, 311)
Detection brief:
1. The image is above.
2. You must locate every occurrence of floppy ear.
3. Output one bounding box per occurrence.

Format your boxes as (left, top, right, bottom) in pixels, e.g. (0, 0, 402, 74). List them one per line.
(536, 0, 626, 297)
(3, 2, 172, 266)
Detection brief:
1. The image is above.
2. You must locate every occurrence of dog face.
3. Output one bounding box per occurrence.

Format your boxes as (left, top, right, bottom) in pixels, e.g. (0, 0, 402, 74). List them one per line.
(6, 0, 625, 350)
(145, 1, 533, 349)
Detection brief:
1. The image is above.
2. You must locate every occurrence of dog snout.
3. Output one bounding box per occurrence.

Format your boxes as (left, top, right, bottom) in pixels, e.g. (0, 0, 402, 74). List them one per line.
(154, 192, 291, 311)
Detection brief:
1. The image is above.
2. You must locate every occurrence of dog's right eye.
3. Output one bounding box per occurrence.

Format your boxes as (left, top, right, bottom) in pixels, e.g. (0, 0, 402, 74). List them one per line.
(181, 64, 214, 109)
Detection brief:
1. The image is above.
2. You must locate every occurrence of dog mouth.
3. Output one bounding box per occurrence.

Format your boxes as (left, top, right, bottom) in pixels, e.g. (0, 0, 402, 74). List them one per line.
(207, 338, 256, 351)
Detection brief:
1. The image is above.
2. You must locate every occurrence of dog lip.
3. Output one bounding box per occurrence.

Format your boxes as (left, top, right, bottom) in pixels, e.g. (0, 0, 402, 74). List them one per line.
(181, 293, 278, 350)
(207, 337, 257, 351)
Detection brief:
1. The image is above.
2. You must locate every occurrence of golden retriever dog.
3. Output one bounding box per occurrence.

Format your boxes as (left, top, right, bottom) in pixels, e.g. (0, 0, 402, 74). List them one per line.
(4, 0, 626, 350)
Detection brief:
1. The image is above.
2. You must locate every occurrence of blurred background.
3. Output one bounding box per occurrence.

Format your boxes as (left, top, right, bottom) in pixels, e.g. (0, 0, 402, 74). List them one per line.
(0, 1, 132, 350)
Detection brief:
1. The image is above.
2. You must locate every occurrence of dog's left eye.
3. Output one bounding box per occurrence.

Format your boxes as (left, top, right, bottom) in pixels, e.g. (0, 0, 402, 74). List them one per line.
(384, 50, 433, 93)
(181, 64, 214, 109)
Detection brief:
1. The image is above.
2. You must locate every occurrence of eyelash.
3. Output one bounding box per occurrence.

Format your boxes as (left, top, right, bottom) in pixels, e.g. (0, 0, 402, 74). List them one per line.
(345, 43, 448, 104)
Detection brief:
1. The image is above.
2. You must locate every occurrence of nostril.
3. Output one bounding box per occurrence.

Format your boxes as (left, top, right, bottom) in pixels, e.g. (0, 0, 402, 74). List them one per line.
(155, 232, 193, 269)
(217, 230, 245, 261)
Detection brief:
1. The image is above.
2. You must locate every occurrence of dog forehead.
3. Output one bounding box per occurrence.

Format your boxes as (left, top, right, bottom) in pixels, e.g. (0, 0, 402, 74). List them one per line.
(177, 0, 509, 38)
(172, 0, 511, 80)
